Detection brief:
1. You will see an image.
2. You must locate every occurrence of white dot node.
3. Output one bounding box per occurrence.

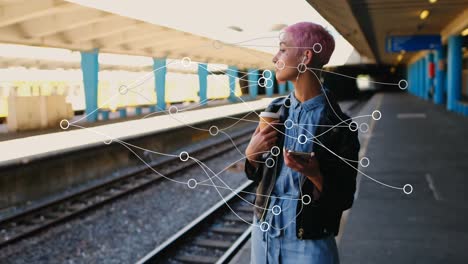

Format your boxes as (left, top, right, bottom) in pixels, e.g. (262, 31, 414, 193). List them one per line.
(265, 158, 275, 168)
(272, 205, 281, 215)
(60, 119, 70, 130)
(372, 110, 382, 120)
(209, 126, 219, 136)
(212, 40, 223, 49)
(181, 57, 191, 67)
(398, 79, 408, 90)
(271, 146, 281, 156)
(262, 70, 272, 79)
(403, 184, 413, 194)
(297, 62, 307, 73)
(349, 121, 359, 132)
(187, 178, 197, 189)
(168, 105, 179, 114)
(283, 98, 291, 108)
(179, 151, 189, 162)
(359, 123, 369, 133)
(279, 31, 287, 42)
(298, 134, 308, 144)
(260, 221, 270, 232)
(257, 77, 266, 88)
(360, 157, 370, 167)
(284, 119, 294, 129)
(276, 59, 285, 70)
(313, 43, 322, 53)
(302, 194, 312, 205)
(104, 138, 113, 145)
(119, 85, 129, 95)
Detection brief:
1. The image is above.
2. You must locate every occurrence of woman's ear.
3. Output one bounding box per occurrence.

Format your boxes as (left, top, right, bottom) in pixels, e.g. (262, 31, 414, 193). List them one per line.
(302, 50, 313, 66)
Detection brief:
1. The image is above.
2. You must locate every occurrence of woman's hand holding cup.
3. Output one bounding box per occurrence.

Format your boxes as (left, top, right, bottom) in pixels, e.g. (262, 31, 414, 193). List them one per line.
(245, 112, 280, 168)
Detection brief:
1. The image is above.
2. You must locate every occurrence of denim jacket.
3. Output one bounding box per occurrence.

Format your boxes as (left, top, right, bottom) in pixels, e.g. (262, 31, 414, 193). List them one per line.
(245, 90, 360, 240)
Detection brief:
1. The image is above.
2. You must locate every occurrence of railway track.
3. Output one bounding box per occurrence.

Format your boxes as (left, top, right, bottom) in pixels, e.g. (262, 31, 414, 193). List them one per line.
(0, 126, 256, 249)
(136, 181, 255, 264)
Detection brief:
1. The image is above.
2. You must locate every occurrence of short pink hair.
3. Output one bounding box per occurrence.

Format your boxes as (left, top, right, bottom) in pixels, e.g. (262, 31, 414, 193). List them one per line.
(284, 22, 335, 67)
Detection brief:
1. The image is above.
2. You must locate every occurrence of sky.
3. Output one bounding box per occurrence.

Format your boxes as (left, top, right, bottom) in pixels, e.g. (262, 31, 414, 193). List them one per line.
(66, 0, 356, 66)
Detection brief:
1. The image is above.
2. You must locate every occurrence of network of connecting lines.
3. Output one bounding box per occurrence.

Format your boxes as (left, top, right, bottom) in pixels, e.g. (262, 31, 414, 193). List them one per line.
(58, 33, 412, 232)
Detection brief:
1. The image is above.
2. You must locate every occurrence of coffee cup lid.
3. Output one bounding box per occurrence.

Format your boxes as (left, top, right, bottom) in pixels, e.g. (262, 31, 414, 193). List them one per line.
(259, 111, 280, 119)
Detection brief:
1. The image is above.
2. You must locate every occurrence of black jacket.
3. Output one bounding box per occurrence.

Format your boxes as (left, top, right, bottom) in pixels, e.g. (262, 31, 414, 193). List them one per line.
(244, 90, 360, 240)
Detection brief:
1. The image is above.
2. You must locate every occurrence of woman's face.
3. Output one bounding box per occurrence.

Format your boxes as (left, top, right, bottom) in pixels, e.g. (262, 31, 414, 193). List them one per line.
(272, 32, 301, 82)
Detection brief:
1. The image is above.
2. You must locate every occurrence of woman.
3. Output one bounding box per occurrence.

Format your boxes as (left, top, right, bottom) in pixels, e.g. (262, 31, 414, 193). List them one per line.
(244, 22, 360, 263)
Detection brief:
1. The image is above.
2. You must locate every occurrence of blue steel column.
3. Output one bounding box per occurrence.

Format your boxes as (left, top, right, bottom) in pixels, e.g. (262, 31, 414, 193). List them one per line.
(406, 64, 410, 94)
(278, 81, 286, 95)
(265, 70, 274, 97)
(434, 47, 446, 105)
(407, 63, 413, 95)
(287, 81, 295, 92)
(426, 52, 434, 100)
(418, 59, 423, 98)
(408, 64, 412, 95)
(447, 35, 462, 112)
(227, 65, 237, 102)
(421, 58, 427, 99)
(198, 63, 208, 105)
(410, 63, 416, 95)
(247, 68, 258, 99)
(153, 58, 167, 111)
(80, 48, 99, 122)
(414, 61, 419, 96)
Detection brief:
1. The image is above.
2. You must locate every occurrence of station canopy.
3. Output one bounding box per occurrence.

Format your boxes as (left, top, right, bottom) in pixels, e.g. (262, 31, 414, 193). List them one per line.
(307, 0, 468, 64)
(0, 0, 274, 69)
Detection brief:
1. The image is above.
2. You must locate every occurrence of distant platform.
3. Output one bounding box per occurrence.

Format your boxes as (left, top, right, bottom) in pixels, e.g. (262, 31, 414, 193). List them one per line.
(0, 97, 275, 168)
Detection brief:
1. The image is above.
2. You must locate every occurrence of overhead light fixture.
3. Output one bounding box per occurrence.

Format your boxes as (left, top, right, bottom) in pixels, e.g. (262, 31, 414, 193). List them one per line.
(420, 10, 430, 20)
(462, 28, 468, 36)
(397, 54, 404, 62)
(228, 26, 243, 32)
(428, 0, 437, 3)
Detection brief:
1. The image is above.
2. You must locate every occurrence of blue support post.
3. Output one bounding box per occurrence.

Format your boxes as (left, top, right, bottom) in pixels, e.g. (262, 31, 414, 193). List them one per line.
(434, 47, 446, 105)
(135, 107, 142, 115)
(287, 81, 295, 92)
(447, 35, 462, 112)
(153, 58, 167, 111)
(198, 63, 208, 105)
(101, 110, 109, 120)
(408, 64, 414, 94)
(426, 53, 434, 100)
(418, 59, 423, 98)
(421, 58, 427, 99)
(265, 70, 274, 97)
(227, 65, 237, 102)
(414, 60, 421, 96)
(119, 108, 127, 118)
(247, 68, 258, 99)
(406, 65, 411, 94)
(278, 82, 286, 95)
(408, 63, 416, 95)
(80, 49, 99, 122)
